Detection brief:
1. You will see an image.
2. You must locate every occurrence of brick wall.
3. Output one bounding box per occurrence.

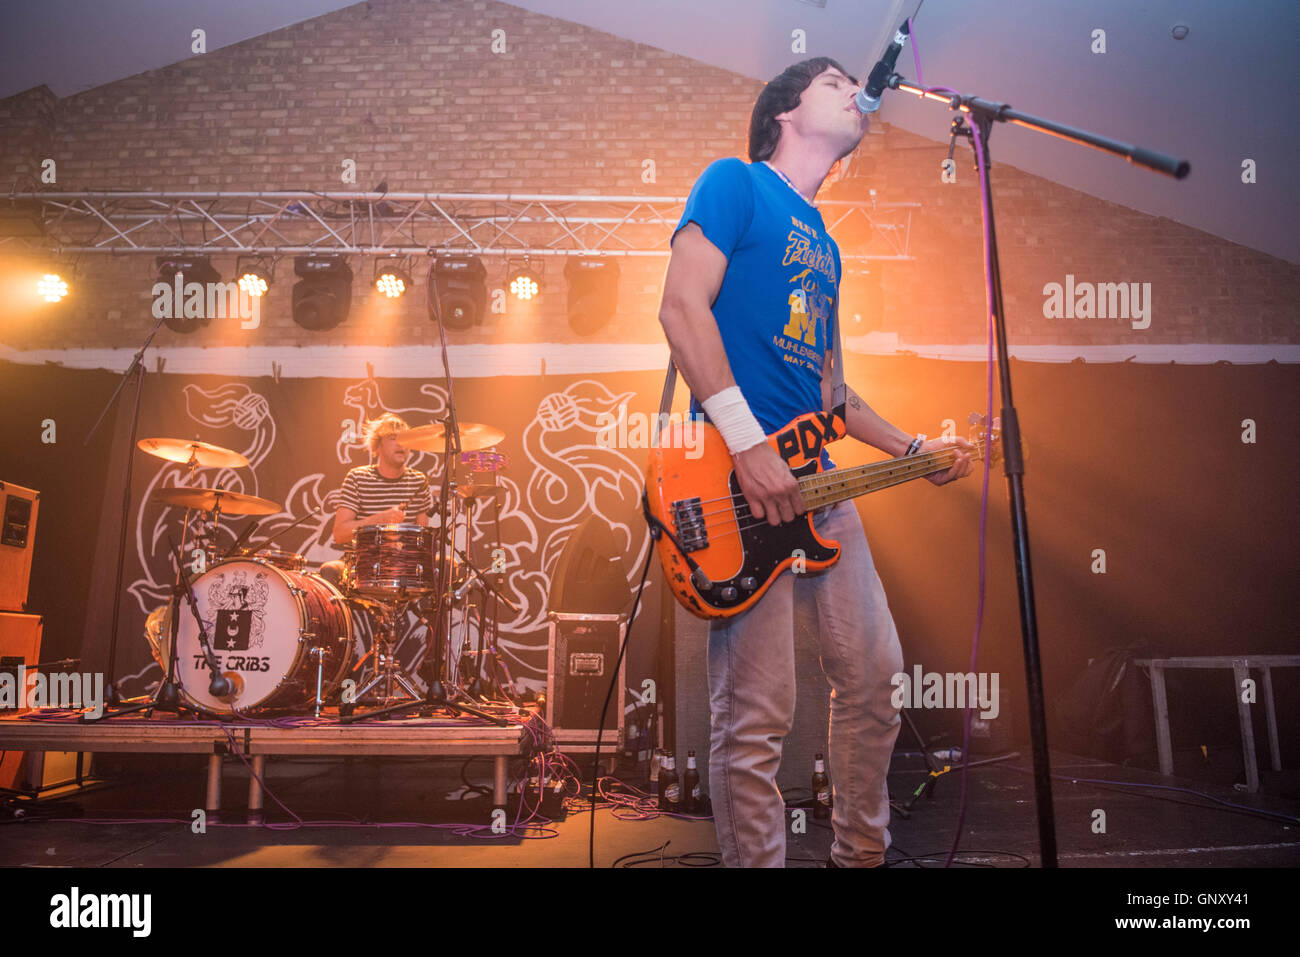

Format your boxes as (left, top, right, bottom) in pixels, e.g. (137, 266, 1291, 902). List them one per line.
(1, 0, 1295, 352)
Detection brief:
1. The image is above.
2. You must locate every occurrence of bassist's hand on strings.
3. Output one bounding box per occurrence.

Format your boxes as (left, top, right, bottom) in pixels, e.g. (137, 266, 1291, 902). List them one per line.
(733, 443, 805, 526)
(921, 435, 974, 486)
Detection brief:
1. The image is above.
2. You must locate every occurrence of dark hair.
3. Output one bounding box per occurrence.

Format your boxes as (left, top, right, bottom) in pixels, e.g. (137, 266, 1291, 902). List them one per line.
(748, 57, 858, 163)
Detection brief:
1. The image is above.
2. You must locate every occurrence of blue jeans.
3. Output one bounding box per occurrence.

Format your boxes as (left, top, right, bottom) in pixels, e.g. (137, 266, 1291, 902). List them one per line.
(707, 501, 904, 867)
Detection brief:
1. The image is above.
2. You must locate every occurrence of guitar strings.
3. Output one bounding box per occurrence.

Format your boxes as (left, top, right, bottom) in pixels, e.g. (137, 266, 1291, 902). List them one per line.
(679, 442, 980, 513)
(684, 446, 973, 526)
(692, 450, 970, 544)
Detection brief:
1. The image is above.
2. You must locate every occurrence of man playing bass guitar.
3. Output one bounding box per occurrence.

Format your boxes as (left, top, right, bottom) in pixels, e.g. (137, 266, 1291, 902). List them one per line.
(657, 57, 973, 868)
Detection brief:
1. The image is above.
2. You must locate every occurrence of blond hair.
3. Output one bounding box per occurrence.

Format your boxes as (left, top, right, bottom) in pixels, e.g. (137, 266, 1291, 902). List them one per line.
(363, 413, 409, 455)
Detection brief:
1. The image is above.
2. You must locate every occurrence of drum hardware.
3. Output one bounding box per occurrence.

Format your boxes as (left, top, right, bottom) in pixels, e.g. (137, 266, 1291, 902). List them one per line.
(345, 599, 423, 710)
(230, 505, 324, 565)
(87, 536, 228, 722)
(310, 646, 327, 718)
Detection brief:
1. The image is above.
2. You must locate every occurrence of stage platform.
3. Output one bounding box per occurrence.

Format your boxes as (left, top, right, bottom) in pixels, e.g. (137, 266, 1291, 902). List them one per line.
(0, 708, 536, 818)
(1, 728, 1296, 868)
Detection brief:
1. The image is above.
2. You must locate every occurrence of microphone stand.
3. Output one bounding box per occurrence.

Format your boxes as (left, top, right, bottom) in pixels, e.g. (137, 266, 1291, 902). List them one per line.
(84, 536, 225, 721)
(83, 310, 169, 708)
(876, 72, 1189, 868)
(343, 258, 508, 727)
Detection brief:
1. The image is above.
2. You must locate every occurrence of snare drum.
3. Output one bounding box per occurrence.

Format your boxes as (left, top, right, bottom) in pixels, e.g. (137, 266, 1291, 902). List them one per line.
(171, 559, 354, 715)
(348, 523, 437, 599)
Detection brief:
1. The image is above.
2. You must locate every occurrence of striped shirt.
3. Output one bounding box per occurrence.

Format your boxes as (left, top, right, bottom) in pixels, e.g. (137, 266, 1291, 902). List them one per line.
(338, 465, 433, 521)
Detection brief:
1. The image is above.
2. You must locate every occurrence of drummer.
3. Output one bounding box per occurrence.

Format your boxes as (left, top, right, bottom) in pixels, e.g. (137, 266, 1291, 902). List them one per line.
(320, 414, 433, 584)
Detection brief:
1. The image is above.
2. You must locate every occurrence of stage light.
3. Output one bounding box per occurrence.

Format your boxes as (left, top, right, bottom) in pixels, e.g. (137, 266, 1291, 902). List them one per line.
(508, 262, 540, 302)
(155, 256, 222, 333)
(236, 258, 273, 298)
(564, 257, 620, 336)
(429, 254, 487, 329)
(292, 255, 352, 331)
(374, 257, 412, 299)
(37, 272, 68, 303)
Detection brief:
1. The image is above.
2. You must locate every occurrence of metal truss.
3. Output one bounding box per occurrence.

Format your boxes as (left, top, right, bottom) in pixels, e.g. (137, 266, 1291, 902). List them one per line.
(3, 189, 917, 262)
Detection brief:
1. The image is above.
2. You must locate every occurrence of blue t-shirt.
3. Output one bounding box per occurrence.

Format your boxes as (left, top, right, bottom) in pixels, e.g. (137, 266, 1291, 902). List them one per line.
(672, 158, 840, 441)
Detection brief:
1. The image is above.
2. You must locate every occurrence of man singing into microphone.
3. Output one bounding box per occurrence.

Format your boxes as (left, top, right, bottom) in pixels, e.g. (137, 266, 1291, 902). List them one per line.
(658, 57, 973, 868)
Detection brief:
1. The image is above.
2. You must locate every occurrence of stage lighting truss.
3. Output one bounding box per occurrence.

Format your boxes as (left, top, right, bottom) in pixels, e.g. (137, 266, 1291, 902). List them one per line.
(4, 190, 917, 264)
(373, 255, 413, 298)
(236, 256, 273, 298)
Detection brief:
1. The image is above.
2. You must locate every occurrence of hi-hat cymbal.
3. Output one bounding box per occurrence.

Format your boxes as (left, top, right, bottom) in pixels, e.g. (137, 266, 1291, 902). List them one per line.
(138, 438, 250, 469)
(150, 487, 281, 516)
(455, 484, 505, 501)
(395, 422, 505, 453)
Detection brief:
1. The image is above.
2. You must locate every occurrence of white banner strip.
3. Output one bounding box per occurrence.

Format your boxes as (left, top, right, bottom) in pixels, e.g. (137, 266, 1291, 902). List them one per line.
(1, 339, 1296, 378)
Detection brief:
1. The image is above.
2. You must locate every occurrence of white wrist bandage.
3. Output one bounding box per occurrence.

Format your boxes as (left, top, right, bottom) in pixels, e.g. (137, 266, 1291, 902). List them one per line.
(701, 386, 767, 455)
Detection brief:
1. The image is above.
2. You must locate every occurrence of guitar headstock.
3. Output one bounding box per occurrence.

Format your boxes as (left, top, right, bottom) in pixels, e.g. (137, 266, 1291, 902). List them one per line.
(967, 412, 1003, 465)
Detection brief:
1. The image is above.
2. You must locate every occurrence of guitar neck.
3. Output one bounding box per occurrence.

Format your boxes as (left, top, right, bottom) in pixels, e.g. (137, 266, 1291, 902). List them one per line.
(798, 443, 984, 509)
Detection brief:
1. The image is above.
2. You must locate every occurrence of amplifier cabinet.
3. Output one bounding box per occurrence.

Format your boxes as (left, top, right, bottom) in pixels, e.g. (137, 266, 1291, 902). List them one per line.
(545, 612, 626, 751)
(0, 481, 39, 612)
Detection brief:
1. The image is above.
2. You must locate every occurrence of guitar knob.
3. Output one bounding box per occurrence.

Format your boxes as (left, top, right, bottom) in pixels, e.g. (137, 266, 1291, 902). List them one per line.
(740, 577, 757, 591)
(720, 586, 738, 601)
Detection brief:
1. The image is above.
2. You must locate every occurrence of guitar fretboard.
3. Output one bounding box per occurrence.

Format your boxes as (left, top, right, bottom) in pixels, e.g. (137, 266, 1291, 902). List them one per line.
(798, 442, 986, 509)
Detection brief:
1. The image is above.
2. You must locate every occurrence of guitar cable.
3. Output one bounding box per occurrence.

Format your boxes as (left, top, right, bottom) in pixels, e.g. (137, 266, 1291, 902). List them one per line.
(587, 508, 658, 868)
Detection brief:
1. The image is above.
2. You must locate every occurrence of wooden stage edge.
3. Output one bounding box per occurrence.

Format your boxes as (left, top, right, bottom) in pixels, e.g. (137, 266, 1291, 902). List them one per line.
(0, 711, 533, 819)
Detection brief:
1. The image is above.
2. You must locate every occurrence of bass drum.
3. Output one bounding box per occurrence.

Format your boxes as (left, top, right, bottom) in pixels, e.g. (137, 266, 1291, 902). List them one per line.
(172, 559, 354, 715)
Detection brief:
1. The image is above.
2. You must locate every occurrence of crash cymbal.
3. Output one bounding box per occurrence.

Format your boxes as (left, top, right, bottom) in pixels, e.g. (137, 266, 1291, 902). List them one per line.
(150, 486, 281, 516)
(138, 438, 250, 469)
(395, 422, 505, 453)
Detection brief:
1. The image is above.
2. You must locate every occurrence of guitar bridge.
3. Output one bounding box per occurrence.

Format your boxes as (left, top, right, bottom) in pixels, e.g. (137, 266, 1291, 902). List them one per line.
(671, 497, 708, 552)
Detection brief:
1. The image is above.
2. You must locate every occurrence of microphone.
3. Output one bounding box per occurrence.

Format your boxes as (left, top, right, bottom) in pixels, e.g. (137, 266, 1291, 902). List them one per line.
(855, 20, 911, 114)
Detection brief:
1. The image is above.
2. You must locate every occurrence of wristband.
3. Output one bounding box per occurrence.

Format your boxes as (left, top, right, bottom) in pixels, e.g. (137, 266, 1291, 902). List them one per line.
(701, 386, 767, 455)
(905, 433, 926, 457)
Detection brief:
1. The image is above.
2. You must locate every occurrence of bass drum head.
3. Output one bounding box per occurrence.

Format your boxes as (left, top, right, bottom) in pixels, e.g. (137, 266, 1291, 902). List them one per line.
(175, 560, 312, 714)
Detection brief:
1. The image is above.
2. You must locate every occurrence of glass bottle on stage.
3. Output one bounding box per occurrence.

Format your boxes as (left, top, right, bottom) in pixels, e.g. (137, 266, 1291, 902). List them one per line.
(812, 752, 832, 820)
(682, 748, 700, 813)
(658, 750, 680, 812)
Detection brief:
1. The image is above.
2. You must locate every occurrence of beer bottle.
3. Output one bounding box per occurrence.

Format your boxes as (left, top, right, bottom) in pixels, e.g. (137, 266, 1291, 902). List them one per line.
(812, 752, 832, 820)
(682, 749, 701, 813)
(658, 750, 680, 812)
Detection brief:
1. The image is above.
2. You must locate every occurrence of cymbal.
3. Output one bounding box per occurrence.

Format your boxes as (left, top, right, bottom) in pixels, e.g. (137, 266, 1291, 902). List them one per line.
(150, 486, 281, 516)
(455, 484, 505, 501)
(395, 422, 505, 453)
(138, 438, 250, 469)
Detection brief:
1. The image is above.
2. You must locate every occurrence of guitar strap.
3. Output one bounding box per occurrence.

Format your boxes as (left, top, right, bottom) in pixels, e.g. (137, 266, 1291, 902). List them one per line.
(654, 287, 847, 438)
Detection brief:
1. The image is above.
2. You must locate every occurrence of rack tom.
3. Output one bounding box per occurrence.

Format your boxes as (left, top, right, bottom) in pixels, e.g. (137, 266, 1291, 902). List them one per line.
(348, 523, 437, 598)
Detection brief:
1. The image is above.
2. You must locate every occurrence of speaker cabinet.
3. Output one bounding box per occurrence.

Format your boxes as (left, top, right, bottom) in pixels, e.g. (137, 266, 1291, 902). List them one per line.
(0, 481, 39, 612)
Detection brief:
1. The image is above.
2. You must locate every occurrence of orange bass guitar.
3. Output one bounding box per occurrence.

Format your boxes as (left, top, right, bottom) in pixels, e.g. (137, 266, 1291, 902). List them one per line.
(644, 410, 1000, 619)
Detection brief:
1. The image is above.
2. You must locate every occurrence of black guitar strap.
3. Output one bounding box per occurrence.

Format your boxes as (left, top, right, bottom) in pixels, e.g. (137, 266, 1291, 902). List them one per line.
(654, 288, 847, 438)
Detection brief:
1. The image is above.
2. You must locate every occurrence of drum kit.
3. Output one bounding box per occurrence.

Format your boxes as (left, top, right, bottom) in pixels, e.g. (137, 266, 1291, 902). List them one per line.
(128, 424, 518, 722)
